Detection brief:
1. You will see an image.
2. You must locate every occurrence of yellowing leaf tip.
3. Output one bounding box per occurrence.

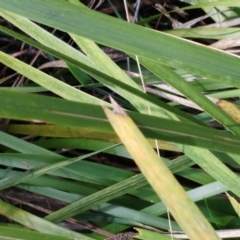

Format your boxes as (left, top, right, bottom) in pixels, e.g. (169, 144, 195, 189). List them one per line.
(109, 96, 127, 117)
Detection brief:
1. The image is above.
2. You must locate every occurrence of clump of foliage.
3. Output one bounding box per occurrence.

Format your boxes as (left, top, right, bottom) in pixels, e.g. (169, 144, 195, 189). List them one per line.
(0, 0, 240, 239)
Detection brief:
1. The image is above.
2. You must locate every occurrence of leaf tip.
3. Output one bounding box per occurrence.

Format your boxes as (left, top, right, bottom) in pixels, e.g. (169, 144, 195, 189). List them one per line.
(109, 96, 127, 117)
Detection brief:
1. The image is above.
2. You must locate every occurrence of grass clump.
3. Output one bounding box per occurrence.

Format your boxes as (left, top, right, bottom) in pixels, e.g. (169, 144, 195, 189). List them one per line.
(0, 0, 240, 239)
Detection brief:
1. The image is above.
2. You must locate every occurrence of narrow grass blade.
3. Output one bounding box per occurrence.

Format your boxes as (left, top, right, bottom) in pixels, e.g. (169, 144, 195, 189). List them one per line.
(44, 174, 147, 223)
(226, 193, 240, 217)
(166, 27, 240, 40)
(138, 58, 240, 134)
(143, 181, 228, 216)
(0, 144, 118, 190)
(18, 184, 181, 231)
(0, 130, 55, 155)
(134, 228, 177, 240)
(0, 9, 95, 69)
(217, 100, 240, 123)
(67, 0, 150, 114)
(0, 201, 94, 240)
(0, 51, 101, 105)
(0, 226, 74, 240)
(103, 101, 220, 240)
